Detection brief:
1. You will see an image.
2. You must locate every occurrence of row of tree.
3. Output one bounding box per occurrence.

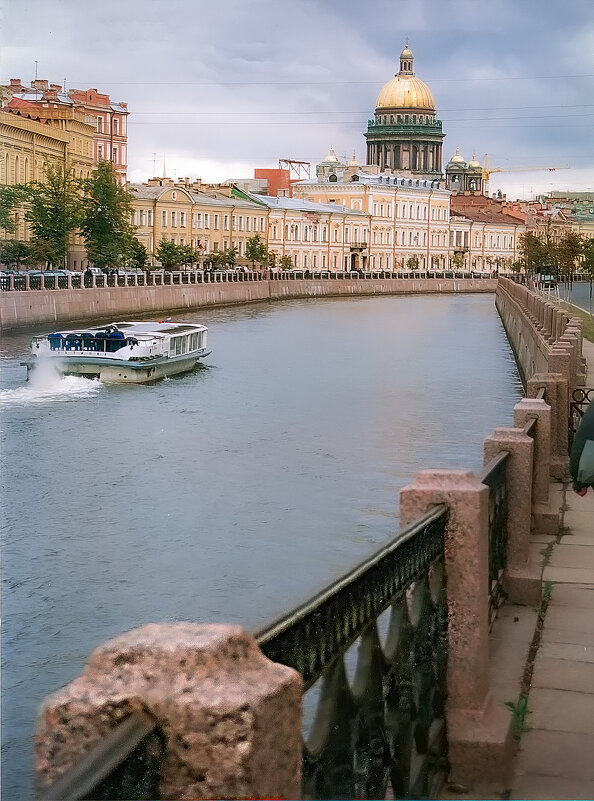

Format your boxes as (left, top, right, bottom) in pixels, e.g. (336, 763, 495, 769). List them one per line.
(517, 231, 594, 277)
(0, 161, 135, 269)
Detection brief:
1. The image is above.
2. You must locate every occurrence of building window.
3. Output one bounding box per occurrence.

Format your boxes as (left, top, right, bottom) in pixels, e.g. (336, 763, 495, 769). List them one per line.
(232, 216, 237, 231)
(180, 212, 186, 227)
(239, 216, 243, 231)
(322, 226, 327, 242)
(260, 218, 265, 232)
(246, 216, 251, 232)
(97, 144, 104, 160)
(213, 242, 219, 251)
(162, 210, 167, 227)
(214, 214, 219, 230)
(224, 215, 229, 230)
(97, 117, 103, 133)
(195, 213, 202, 228)
(113, 118, 119, 135)
(148, 210, 153, 226)
(273, 225, 278, 239)
(204, 213, 210, 229)
(171, 211, 177, 227)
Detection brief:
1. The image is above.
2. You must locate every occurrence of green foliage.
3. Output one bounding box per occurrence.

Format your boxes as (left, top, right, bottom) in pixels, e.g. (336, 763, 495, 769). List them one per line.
(155, 239, 184, 269)
(505, 693, 529, 739)
(245, 233, 267, 267)
(407, 255, 420, 270)
(582, 237, 594, 278)
(79, 160, 134, 268)
(267, 250, 277, 268)
(279, 254, 294, 269)
(127, 237, 149, 270)
(0, 185, 29, 233)
(25, 164, 81, 267)
(0, 239, 30, 268)
(556, 231, 583, 275)
(519, 232, 548, 274)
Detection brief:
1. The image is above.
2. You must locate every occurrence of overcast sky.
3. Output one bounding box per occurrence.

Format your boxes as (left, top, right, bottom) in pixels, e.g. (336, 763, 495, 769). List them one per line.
(2, 0, 593, 199)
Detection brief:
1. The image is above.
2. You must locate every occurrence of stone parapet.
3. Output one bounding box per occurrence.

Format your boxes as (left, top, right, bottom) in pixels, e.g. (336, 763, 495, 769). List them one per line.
(36, 623, 302, 801)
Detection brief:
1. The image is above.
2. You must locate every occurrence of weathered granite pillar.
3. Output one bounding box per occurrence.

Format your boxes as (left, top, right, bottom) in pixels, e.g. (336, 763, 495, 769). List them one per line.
(513, 398, 558, 536)
(484, 428, 541, 605)
(36, 623, 303, 800)
(527, 372, 567, 479)
(400, 470, 512, 788)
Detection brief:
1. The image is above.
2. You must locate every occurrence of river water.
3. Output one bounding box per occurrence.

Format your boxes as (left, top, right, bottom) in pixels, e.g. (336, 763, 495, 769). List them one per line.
(0, 293, 522, 799)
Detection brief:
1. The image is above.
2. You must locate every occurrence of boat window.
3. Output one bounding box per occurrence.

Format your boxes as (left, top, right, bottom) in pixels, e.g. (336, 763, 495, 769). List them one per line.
(175, 337, 182, 356)
(180, 336, 188, 355)
(170, 339, 176, 356)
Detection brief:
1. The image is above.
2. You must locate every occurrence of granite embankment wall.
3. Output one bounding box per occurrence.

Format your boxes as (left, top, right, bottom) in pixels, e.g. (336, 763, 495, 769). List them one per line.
(0, 277, 497, 332)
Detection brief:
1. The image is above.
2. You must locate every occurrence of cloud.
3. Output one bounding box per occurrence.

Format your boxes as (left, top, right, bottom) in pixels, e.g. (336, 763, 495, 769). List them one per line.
(2, 0, 592, 196)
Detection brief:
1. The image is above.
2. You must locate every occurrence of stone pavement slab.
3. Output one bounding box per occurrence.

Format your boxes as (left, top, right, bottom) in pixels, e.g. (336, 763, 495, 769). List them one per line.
(542, 565, 594, 583)
(513, 772, 594, 799)
(543, 604, 594, 633)
(532, 656, 594, 693)
(548, 544, 594, 569)
(528, 687, 594, 734)
(515, 730, 594, 781)
(538, 641, 594, 663)
(563, 508, 594, 529)
(547, 583, 594, 607)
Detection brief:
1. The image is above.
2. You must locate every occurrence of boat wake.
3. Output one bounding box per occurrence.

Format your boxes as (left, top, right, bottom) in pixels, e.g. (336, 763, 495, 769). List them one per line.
(1, 359, 102, 406)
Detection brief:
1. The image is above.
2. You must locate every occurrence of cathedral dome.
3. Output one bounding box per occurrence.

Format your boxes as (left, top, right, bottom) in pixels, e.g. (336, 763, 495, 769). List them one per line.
(375, 43, 435, 110)
(448, 148, 467, 166)
(468, 154, 482, 170)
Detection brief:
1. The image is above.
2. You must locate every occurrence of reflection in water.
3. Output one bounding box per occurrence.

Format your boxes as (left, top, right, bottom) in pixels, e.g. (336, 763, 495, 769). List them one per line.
(0, 294, 522, 799)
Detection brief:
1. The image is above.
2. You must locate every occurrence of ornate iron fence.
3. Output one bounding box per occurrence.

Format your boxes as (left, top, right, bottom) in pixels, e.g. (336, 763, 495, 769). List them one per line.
(479, 452, 509, 626)
(569, 387, 594, 448)
(256, 505, 449, 800)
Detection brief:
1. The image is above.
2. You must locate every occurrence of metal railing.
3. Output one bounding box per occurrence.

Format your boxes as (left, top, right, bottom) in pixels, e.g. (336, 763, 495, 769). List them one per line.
(38, 507, 449, 801)
(0, 269, 498, 292)
(569, 387, 594, 448)
(39, 711, 162, 801)
(256, 505, 449, 800)
(480, 452, 509, 626)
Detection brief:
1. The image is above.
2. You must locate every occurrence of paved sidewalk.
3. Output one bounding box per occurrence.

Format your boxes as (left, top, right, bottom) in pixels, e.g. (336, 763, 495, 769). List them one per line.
(511, 338, 594, 800)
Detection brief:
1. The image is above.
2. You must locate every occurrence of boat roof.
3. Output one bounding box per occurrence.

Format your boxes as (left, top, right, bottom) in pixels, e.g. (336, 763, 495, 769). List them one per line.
(41, 321, 207, 337)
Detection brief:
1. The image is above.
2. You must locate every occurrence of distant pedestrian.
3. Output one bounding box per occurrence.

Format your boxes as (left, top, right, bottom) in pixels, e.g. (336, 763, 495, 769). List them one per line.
(570, 401, 594, 495)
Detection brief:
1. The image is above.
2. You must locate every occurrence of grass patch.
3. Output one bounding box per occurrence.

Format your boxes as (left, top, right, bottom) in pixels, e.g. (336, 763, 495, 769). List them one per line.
(505, 693, 530, 739)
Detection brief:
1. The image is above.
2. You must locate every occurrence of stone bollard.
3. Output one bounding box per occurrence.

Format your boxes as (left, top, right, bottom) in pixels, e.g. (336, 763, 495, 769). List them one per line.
(400, 470, 513, 789)
(36, 623, 303, 800)
(527, 372, 568, 480)
(513, 398, 558, 536)
(484, 427, 541, 606)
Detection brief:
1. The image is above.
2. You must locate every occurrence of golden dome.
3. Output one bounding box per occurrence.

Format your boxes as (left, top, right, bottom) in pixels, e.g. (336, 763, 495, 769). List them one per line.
(448, 147, 466, 165)
(400, 45, 413, 59)
(323, 146, 339, 164)
(375, 75, 435, 110)
(348, 151, 360, 168)
(468, 154, 482, 170)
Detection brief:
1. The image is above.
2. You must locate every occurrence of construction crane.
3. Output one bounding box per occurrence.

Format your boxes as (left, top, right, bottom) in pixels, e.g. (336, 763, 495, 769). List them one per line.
(482, 153, 570, 189)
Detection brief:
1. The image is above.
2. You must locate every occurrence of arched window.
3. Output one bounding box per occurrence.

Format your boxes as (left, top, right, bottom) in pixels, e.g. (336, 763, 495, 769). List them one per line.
(416, 205, 420, 219)
(423, 206, 427, 219)
(24, 158, 29, 182)
(402, 204, 406, 219)
(409, 204, 413, 218)
(14, 155, 20, 183)
(4, 153, 9, 184)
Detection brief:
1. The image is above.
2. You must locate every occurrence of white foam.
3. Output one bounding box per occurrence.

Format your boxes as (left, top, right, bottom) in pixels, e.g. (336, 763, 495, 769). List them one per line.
(0, 359, 102, 405)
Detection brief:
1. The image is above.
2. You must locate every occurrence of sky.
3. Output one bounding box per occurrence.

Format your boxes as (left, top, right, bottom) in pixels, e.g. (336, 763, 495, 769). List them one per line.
(1, 0, 593, 200)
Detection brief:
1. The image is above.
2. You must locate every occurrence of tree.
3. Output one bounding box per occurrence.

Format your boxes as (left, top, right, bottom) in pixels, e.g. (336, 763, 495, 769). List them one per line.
(0, 185, 29, 233)
(128, 237, 149, 270)
(582, 237, 594, 279)
(79, 160, 134, 268)
(279, 255, 293, 270)
(518, 232, 548, 275)
(407, 255, 419, 270)
(267, 250, 277, 268)
(0, 240, 30, 268)
(25, 164, 81, 267)
(451, 252, 465, 270)
(245, 234, 267, 268)
(155, 239, 184, 269)
(556, 232, 583, 277)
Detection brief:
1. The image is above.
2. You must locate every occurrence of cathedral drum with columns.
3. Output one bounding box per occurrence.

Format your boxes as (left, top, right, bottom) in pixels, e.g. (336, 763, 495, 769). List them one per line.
(365, 44, 445, 178)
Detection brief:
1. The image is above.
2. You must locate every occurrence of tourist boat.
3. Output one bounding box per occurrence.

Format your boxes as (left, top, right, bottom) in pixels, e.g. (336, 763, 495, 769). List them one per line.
(25, 320, 210, 383)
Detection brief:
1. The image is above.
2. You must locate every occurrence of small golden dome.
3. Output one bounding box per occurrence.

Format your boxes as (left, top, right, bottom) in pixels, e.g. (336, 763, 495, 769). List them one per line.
(448, 147, 466, 165)
(400, 45, 413, 59)
(375, 75, 435, 110)
(468, 154, 482, 169)
(348, 151, 360, 168)
(323, 146, 339, 164)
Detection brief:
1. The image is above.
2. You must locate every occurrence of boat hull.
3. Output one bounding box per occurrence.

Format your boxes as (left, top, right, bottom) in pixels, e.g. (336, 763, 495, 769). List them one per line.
(25, 351, 210, 384)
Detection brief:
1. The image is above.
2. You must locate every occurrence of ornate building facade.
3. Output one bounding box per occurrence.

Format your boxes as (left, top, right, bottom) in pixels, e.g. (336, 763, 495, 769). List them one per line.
(364, 45, 445, 178)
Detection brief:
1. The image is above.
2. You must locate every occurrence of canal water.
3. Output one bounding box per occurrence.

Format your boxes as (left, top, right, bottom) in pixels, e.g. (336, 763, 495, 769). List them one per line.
(0, 293, 522, 799)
